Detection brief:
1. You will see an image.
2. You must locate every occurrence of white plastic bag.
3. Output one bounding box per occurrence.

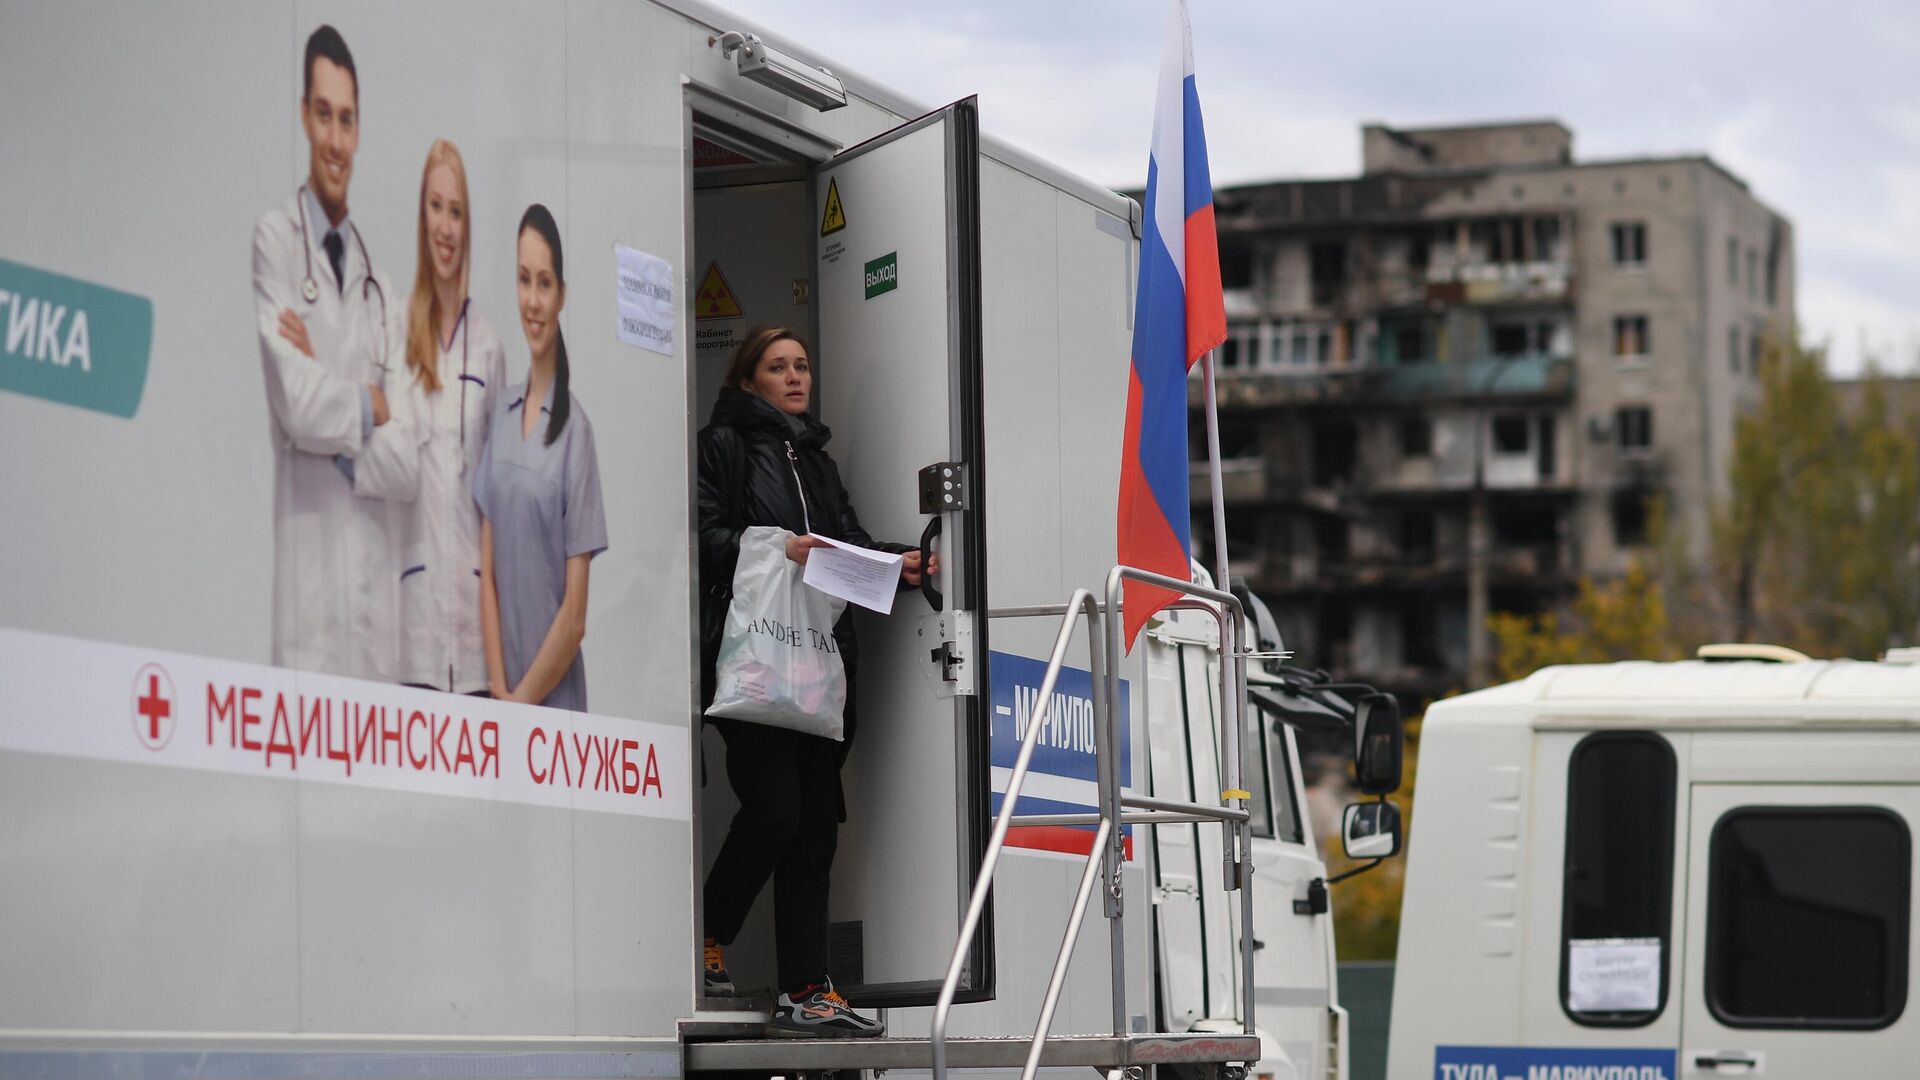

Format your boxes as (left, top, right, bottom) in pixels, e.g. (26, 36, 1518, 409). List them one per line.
(705, 526, 849, 740)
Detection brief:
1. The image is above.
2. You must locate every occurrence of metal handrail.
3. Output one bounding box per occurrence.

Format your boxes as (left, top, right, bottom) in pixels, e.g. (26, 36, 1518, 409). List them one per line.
(931, 588, 1106, 1080)
(1105, 565, 1257, 1036)
(933, 567, 1261, 1080)
(1018, 817, 1112, 1080)
(1012, 808, 1242, 826)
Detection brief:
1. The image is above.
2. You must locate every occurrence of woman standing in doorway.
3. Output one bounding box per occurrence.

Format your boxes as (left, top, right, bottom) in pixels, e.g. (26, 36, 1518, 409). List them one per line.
(397, 140, 507, 695)
(473, 204, 607, 711)
(696, 326, 933, 1037)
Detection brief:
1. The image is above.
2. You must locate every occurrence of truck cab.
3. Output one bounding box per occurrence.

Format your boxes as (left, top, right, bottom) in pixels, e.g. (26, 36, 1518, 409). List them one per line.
(1389, 653, 1920, 1080)
(1141, 579, 1407, 1080)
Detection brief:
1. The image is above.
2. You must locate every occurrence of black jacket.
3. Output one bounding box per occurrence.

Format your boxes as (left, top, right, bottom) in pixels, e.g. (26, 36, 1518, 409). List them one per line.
(696, 388, 911, 705)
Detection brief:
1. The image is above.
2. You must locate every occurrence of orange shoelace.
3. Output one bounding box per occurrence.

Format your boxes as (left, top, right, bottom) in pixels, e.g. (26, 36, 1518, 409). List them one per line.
(704, 944, 724, 965)
(824, 989, 851, 1007)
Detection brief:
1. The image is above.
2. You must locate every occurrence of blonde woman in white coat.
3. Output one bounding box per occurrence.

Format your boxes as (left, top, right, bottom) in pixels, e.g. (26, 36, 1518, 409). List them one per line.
(396, 139, 508, 694)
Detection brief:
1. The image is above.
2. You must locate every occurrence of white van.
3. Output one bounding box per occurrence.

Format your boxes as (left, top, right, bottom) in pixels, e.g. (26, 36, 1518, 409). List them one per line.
(1388, 653, 1919, 1079)
(0, 3, 1400, 1077)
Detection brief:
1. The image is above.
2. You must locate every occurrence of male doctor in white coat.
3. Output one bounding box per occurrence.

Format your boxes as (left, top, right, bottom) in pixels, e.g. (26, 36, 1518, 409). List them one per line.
(253, 24, 421, 680)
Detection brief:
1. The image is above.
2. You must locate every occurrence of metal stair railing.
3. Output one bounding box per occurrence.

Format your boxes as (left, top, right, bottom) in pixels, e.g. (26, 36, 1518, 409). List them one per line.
(932, 588, 1107, 1080)
(1102, 566, 1256, 1042)
(930, 567, 1258, 1080)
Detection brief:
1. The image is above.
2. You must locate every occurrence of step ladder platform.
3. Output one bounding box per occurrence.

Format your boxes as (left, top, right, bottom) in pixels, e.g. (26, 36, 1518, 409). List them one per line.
(682, 1031, 1260, 1072)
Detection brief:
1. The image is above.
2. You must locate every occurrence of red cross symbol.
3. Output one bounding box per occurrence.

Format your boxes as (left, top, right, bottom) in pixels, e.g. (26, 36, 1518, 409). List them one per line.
(131, 663, 176, 751)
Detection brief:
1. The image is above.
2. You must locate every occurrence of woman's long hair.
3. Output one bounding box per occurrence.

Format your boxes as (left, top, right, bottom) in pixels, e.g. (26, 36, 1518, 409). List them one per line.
(722, 325, 812, 395)
(404, 139, 470, 393)
(517, 203, 570, 446)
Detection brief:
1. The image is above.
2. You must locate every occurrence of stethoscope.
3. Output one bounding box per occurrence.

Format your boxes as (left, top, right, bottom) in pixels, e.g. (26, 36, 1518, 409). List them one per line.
(447, 298, 475, 474)
(295, 184, 390, 372)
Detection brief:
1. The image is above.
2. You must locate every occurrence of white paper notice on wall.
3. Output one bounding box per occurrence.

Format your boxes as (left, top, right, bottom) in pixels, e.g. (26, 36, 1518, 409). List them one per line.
(614, 244, 674, 355)
(1567, 937, 1661, 1012)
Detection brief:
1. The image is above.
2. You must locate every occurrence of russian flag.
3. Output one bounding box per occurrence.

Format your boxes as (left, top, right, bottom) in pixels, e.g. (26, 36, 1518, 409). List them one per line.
(1118, 0, 1226, 650)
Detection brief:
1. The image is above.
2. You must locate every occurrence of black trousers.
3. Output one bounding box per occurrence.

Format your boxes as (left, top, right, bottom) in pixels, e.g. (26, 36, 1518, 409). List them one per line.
(701, 706, 850, 993)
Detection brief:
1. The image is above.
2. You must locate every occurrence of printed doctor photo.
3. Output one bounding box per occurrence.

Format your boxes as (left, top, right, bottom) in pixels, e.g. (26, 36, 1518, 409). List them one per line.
(396, 139, 507, 696)
(252, 23, 421, 682)
(474, 204, 608, 712)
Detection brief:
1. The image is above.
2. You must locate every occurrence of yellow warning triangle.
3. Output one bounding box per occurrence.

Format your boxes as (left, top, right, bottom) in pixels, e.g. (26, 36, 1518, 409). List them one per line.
(820, 177, 847, 237)
(695, 261, 744, 320)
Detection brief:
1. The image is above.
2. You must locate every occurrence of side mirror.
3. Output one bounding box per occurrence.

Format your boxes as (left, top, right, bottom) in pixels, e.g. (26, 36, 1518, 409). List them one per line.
(1341, 799, 1403, 861)
(1352, 691, 1403, 795)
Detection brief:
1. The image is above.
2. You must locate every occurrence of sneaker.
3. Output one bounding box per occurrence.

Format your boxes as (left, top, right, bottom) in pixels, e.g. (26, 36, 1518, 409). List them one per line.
(768, 983, 885, 1038)
(702, 938, 736, 996)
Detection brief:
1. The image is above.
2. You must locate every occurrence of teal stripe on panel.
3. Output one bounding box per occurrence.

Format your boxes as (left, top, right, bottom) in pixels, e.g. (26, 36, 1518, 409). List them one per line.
(0, 256, 154, 419)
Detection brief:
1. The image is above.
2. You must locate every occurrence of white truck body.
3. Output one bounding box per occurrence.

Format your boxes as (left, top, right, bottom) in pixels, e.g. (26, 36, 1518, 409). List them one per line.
(0, 2, 1341, 1076)
(1389, 657, 1920, 1080)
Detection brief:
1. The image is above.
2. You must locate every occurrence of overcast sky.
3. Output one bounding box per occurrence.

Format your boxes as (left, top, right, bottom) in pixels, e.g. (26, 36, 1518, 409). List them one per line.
(721, 0, 1920, 377)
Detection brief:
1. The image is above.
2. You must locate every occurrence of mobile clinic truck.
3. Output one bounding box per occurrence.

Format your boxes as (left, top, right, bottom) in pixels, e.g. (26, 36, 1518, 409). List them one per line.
(0, 2, 1402, 1078)
(1387, 651, 1919, 1080)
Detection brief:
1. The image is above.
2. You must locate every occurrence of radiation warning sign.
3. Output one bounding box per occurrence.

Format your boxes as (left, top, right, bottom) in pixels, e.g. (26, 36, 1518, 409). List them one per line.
(820, 177, 847, 237)
(695, 261, 744, 321)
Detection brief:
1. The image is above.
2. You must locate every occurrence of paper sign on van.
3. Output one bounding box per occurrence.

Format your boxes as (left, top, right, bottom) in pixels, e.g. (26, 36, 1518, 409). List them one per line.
(1566, 937, 1661, 1012)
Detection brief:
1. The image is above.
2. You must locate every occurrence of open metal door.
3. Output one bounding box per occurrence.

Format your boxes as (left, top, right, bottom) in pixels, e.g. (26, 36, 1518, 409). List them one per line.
(812, 98, 989, 1007)
(1145, 622, 1238, 1029)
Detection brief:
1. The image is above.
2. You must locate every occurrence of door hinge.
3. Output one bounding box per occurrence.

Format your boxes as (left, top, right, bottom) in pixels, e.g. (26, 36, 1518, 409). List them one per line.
(917, 609, 975, 697)
(919, 461, 970, 512)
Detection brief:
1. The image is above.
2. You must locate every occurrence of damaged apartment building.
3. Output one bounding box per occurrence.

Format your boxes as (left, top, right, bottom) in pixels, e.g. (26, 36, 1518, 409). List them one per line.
(1192, 120, 1794, 699)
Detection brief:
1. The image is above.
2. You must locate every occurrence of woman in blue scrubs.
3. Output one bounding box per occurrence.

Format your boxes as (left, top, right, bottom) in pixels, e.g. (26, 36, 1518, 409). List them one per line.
(473, 204, 607, 711)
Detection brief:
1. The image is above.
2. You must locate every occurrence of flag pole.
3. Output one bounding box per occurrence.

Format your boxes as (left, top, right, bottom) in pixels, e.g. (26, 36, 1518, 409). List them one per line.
(1200, 347, 1231, 602)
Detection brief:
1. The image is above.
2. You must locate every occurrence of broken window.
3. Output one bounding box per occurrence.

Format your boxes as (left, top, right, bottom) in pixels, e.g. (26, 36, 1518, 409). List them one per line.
(1487, 218, 1523, 263)
(1309, 241, 1345, 306)
(1220, 240, 1254, 291)
(1314, 515, 1349, 565)
(1400, 601, 1442, 669)
(1613, 315, 1650, 359)
(1399, 510, 1436, 563)
(1399, 417, 1433, 459)
(1533, 217, 1562, 262)
(1408, 232, 1431, 271)
(1319, 602, 1353, 667)
(1311, 420, 1358, 486)
(1746, 249, 1758, 299)
(1728, 235, 1740, 288)
(1492, 414, 1531, 455)
(1394, 324, 1428, 364)
(1537, 416, 1557, 481)
(1729, 325, 1742, 375)
(1493, 504, 1559, 547)
(1610, 222, 1647, 267)
(1616, 406, 1653, 451)
(1611, 490, 1650, 546)
(1749, 332, 1762, 374)
(1765, 223, 1782, 307)
(1218, 415, 1261, 460)
(1492, 322, 1532, 357)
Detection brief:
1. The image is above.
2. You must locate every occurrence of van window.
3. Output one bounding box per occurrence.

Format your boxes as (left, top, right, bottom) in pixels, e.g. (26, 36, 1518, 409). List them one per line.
(1243, 706, 1273, 840)
(1707, 807, 1911, 1029)
(1247, 709, 1302, 844)
(1560, 733, 1676, 1026)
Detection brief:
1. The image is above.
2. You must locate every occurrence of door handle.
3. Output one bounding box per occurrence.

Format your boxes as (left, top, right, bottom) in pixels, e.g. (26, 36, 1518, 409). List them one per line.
(1693, 1052, 1760, 1073)
(918, 516, 943, 612)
